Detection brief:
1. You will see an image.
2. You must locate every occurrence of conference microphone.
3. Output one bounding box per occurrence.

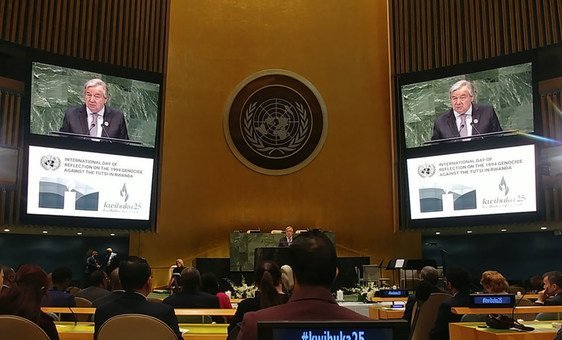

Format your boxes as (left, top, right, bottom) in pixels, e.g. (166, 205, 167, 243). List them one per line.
(470, 122, 484, 138)
(68, 306, 77, 326)
(511, 291, 527, 323)
(101, 121, 112, 142)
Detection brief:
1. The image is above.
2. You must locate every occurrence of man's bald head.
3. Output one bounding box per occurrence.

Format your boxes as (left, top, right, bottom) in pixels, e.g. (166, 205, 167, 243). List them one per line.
(110, 268, 122, 290)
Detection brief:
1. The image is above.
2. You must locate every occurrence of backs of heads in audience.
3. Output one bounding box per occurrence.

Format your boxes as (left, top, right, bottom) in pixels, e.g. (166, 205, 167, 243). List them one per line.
(51, 266, 73, 289)
(444, 267, 471, 293)
(109, 268, 122, 291)
(280, 265, 294, 293)
(255, 261, 284, 309)
(419, 266, 439, 286)
(480, 270, 509, 293)
(200, 272, 219, 295)
(89, 269, 109, 288)
(119, 256, 151, 292)
(288, 230, 337, 288)
(180, 267, 201, 292)
(0, 264, 49, 322)
(543, 271, 562, 287)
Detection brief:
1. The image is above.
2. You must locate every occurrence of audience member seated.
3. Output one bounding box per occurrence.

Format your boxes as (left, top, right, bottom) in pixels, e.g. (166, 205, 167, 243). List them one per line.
(76, 270, 111, 302)
(201, 272, 233, 309)
(280, 265, 294, 294)
(535, 271, 562, 305)
(428, 267, 471, 340)
(480, 270, 509, 294)
(94, 256, 182, 339)
(167, 259, 185, 292)
(91, 268, 124, 308)
(1, 265, 15, 291)
(228, 261, 289, 335)
(42, 266, 76, 322)
(0, 264, 60, 340)
(163, 267, 220, 309)
(403, 265, 444, 322)
(527, 275, 543, 293)
(236, 230, 370, 340)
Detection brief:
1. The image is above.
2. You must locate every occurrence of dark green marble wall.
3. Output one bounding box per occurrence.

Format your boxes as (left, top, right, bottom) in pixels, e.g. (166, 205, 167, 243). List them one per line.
(30, 62, 160, 147)
(401, 63, 533, 148)
(230, 231, 336, 271)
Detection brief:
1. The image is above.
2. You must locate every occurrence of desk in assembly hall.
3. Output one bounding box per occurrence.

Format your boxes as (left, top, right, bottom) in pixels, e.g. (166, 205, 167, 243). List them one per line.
(42, 307, 237, 317)
(368, 305, 405, 320)
(449, 321, 560, 340)
(55, 322, 228, 340)
(451, 305, 562, 316)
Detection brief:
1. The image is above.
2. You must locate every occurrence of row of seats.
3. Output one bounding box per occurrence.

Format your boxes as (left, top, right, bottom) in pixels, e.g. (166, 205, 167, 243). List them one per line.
(0, 314, 178, 340)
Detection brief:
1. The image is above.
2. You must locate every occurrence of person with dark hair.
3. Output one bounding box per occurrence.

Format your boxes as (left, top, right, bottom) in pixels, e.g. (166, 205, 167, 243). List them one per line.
(403, 266, 444, 322)
(163, 267, 220, 309)
(94, 256, 181, 339)
(91, 268, 124, 308)
(201, 272, 232, 309)
(429, 267, 471, 340)
(0, 264, 59, 339)
(76, 270, 111, 302)
(228, 261, 288, 334)
(85, 250, 101, 277)
(42, 266, 76, 309)
(237, 230, 369, 340)
(535, 271, 562, 305)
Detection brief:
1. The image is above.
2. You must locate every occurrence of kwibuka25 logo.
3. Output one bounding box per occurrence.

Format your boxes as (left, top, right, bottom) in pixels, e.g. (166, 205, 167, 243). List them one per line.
(224, 70, 328, 175)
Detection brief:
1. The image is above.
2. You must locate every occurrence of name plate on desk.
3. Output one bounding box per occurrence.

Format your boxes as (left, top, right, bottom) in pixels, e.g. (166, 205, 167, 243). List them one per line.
(469, 294, 515, 307)
(376, 289, 409, 297)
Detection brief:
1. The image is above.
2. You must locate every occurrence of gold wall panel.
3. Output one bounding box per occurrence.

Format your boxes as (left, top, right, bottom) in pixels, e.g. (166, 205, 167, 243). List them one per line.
(132, 0, 421, 285)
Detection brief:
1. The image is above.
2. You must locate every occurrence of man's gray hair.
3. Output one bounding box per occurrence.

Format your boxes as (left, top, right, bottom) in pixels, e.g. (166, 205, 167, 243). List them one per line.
(419, 266, 439, 285)
(83, 78, 108, 98)
(449, 80, 474, 97)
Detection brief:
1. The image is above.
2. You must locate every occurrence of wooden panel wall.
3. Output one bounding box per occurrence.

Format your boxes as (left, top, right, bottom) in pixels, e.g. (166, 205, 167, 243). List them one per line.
(0, 0, 169, 73)
(390, 0, 562, 75)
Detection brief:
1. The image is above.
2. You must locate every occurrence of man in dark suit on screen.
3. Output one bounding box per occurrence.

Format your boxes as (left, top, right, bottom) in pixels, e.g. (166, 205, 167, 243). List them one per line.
(60, 78, 129, 140)
(94, 256, 182, 339)
(431, 80, 502, 141)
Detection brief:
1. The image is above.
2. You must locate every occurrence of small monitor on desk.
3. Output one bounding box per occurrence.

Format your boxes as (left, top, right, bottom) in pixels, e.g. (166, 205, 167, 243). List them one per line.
(257, 320, 409, 340)
(469, 294, 516, 308)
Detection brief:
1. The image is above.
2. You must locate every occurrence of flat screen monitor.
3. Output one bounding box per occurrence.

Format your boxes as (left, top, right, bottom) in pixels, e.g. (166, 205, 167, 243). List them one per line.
(397, 57, 535, 149)
(23, 145, 155, 229)
(257, 320, 409, 340)
(28, 60, 161, 148)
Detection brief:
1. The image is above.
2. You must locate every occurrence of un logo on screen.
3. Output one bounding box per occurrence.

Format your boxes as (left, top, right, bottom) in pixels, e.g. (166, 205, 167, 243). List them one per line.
(225, 70, 327, 175)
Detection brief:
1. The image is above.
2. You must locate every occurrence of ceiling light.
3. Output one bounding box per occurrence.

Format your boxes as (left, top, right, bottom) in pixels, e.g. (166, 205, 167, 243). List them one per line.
(110, 233, 115, 236)
(466, 230, 472, 234)
(500, 228, 507, 232)
(540, 226, 548, 230)
(77, 232, 83, 235)
(42, 230, 48, 234)
(3, 229, 9, 232)
(435, 231, 441, 235)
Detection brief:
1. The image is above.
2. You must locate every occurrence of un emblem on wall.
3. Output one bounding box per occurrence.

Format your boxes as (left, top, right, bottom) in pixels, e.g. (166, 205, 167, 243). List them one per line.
(225, 70, 327, 175)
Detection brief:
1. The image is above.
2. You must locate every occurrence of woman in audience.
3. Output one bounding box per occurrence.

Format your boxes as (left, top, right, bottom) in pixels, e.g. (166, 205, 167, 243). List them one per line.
(480, 270, 509, 293)
(201, 272, 232, 309)
(228, 261, 288, 335)
(0, 264, 59, 340)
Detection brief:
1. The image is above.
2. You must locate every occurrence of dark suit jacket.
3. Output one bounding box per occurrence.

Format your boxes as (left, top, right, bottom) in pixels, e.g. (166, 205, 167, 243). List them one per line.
(431, 103, 502, 141)
(228, 293, 289, 333)
(162, 290, 220, 309)
(237, 286, 370, 340)
(278, 236, 292, 247)
(429, 291, 470, 340)
(60, 104, 129, 140)
(403, 280, 444, 322)
(94, 291, 181, 339)
(544, 291, 562, 305)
